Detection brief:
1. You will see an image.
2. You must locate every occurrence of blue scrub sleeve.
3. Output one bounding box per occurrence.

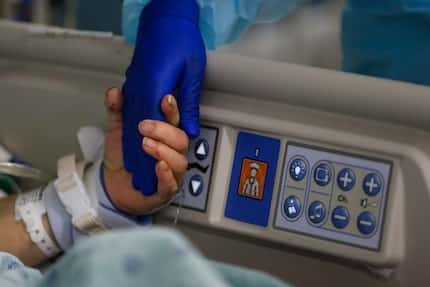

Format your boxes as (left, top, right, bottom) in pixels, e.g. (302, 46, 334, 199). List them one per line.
(122, 0, 304, 50)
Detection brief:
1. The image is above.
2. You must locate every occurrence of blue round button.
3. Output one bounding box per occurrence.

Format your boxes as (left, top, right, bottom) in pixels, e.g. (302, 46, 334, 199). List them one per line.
(289, 158, 307, 181)
(195, 139, 209, 161)
(189, 174, 204, 196)
(284, 196, 301, 219)
(337, 168, 356, 191)
(331, 206, 350, 229)
(357, 211, 376, 235)
(313, 163, 332, 186)
(362, 173, 382, 196)
(308, 201, 326, 224)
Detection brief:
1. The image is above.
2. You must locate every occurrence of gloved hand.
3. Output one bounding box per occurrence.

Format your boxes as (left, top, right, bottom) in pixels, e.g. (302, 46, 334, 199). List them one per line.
(122, 0, 206, 195)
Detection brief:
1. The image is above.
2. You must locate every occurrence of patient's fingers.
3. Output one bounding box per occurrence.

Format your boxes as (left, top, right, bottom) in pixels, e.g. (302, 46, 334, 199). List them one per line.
(105, 87, 124, 131)
(142, 137, 188, 181)
(103, 92, 186, 215)
(106, 162, 178, 215)
(155, 160, 179, 203)
(139, 120, 189, 154)
(161, 95, 180, 127)
(104, 167, 164, 215)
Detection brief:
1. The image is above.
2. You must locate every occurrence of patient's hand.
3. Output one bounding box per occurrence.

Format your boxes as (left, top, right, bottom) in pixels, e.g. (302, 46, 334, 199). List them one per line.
(102, 87, 189, 214)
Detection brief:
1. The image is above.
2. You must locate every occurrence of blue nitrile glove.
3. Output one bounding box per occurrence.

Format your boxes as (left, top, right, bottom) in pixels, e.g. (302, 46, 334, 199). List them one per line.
(122, 0, 206, 195)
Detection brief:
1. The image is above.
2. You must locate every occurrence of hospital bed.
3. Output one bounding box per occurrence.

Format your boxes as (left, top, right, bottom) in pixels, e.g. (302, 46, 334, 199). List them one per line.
(0, 20, 430, 286)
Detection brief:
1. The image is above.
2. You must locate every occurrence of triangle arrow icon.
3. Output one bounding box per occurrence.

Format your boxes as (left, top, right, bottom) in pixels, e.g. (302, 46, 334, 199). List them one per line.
(191, 180, 202, 192)
(196, 142, 206, 156)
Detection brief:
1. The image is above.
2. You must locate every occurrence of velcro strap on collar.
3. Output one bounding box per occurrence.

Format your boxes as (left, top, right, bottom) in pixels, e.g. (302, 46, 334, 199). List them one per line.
(54, 154, 108, 235)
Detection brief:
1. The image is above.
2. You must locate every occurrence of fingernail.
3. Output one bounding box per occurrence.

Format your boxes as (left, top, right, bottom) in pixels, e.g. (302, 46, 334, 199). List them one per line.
(143, 137, 157, 149)
(139, 120, 155, 134)
(106, 87, 116, 95)
(173, 114, 180, 127)
(167, 95, 177, 107)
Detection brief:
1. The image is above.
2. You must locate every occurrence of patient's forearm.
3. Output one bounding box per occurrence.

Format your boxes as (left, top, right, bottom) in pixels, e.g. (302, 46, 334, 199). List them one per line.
(0, 195, 55, 266)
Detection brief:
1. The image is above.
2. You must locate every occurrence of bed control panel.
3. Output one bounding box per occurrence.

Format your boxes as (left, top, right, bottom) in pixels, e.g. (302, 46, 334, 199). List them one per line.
(274, 143, 392, 250)
(173, 126, 218, 211)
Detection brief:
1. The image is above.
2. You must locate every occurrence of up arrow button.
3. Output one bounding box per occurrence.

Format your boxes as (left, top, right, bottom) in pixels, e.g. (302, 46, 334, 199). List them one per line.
(195, 139, 209, 160)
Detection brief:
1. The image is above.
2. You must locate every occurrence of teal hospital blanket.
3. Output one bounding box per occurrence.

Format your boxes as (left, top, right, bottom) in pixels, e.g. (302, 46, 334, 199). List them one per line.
(0, 228, 291, 287)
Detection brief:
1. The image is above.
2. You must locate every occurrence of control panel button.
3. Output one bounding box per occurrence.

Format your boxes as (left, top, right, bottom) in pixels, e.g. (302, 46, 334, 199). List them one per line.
(173, 127, 218, 211)
(337, 168, 356, 191)
(289, 158, 307, 181)
(331, 206, 350, 229)
(238, 159, 268, 200)
(308, 201, 326, 224)
(357, 211, 376, 235)
(284, 196, 301, 219)
(313, 163, 331, 186)
(225, 132, 280, 227)
(363, 173, 382, 197)
(195, 139, 209, 161)
(189, 174, 204, 196)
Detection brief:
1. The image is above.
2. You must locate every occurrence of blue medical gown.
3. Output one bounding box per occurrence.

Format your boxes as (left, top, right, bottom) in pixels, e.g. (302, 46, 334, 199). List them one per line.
(123, 0, 430, 86)
(122, 0, 303, 50)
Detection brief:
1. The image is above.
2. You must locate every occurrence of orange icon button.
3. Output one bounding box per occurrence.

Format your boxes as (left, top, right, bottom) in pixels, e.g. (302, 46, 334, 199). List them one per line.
(237, 158, 268, 200)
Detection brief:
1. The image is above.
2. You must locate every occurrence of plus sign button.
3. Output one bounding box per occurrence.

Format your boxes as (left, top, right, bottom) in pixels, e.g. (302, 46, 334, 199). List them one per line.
(363, 173, 382, 196)
(337, 168, 355, 191)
